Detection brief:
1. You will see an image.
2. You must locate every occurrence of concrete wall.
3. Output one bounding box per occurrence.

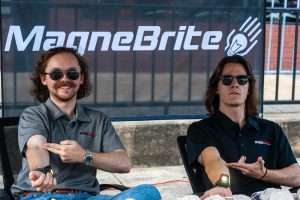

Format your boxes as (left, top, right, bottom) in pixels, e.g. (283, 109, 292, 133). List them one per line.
(113, 117, 300, 167)
(2, 117, 300, 175)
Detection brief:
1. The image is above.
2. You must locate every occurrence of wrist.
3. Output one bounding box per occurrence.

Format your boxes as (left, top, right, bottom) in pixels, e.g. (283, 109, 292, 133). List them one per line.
(259, 168, 268, 180)
(32, 165, 54, 176)
(82, 149, 94, 166)
(214, 174, 230, 188)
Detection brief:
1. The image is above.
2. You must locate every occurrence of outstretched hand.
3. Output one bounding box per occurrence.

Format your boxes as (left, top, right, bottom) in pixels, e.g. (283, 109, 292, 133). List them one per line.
(226, 156, 266, 180)
(42, 140, 85, 163)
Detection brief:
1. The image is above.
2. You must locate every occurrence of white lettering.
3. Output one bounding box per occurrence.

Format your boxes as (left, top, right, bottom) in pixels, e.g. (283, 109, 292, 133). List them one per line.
(158, 31, 176, 50)
(133, 26, 160, 51)
(88, 32, 111, 51)
(4, 25, 227, 54)
(201, 31, 222, 50)
(183, 26, 202, 50)
(66, 32, 89, 55)
(43, 31, 66, 50)
(5, 25, 44, 51)
(112, 32, 133, 51)
(174, 26, 186, 50)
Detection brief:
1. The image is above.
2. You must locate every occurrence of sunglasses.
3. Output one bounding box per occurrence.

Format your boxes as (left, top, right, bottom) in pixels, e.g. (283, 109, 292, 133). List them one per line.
(218, 75, 250, 86)
(44, 69, 80, 81)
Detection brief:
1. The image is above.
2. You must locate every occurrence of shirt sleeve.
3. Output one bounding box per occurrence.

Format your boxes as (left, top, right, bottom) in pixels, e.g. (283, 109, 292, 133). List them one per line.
(276, 125, 297, 168)
(187, 121, 216, 168)
(100, 115, 125, 152)
(18, 107, 49, 157)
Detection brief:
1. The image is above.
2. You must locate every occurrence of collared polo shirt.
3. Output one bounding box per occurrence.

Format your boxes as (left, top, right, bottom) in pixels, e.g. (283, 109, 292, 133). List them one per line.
(187, 110, 297, 196)
(11, 99, 125, 197)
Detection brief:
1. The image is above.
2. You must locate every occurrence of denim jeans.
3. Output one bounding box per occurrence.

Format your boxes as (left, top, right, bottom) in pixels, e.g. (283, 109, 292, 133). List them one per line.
(22, 184, 161, 200)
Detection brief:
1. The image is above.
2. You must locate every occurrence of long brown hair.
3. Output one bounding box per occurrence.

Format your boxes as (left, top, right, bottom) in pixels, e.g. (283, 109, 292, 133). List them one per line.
(30, 47, 92, 102)
(204, 55, 259, 116)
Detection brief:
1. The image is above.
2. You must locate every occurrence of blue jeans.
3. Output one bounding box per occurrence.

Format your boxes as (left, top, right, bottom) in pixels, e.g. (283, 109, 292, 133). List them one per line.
(22, 184, 161, 200)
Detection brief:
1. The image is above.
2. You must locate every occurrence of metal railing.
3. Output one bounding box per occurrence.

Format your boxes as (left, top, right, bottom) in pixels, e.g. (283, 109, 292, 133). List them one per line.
(264, 5, 300, 104)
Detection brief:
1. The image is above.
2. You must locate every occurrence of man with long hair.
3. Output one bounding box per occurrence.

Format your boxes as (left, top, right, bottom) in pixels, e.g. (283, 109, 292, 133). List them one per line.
(187, 55, 300, 198)
(11, 47, 161, 200)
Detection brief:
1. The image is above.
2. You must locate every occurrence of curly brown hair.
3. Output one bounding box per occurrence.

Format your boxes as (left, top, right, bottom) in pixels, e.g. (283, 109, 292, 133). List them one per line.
(204, 55, 259, 117)
(30, 47, 92, 102)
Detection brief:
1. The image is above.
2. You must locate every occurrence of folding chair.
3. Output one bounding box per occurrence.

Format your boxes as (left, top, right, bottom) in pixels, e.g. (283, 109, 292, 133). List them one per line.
(0, 117, 129, 200)
(176, 135, 213, 196)
(176, 135, 300, 196)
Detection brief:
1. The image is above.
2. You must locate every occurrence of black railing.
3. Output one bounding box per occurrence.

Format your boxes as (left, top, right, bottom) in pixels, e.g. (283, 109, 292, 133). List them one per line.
(264, 6, 300, 104)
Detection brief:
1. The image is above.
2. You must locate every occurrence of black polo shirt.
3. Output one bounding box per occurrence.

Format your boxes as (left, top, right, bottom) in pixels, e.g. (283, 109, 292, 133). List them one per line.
(187, 110, 297, 196)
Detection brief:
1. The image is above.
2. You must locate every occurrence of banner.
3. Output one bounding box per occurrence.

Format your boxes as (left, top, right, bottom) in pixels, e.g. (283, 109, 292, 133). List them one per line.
(1, 1, 265, 120)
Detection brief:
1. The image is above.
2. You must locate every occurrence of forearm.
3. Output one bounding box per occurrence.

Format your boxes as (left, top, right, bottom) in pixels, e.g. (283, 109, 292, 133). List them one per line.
(205, 158, 230, 185)
(92, 150, 131, 173)
(263, 164, 300, 187)
(26, 135, 49, 170)
(199, 147, 230, 185)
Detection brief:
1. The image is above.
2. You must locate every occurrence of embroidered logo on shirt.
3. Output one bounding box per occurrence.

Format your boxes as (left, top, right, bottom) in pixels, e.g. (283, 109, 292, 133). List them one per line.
(80, 131, 96, 137)
(255, 140, 271, 145)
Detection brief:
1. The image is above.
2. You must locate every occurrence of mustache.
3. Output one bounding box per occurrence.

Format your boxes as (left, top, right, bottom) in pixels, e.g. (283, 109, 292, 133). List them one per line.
(54, 81, 76, 89)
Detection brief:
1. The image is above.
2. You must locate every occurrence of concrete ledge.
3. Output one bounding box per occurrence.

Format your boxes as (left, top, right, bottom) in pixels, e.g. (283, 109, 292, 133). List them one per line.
(113, 119, 197, 167)
(113, 116, 300, 167)
(2, 116, 300, 174)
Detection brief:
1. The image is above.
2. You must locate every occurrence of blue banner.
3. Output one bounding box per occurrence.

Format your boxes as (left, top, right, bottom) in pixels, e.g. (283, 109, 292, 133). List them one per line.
(1, 1, 264, 120)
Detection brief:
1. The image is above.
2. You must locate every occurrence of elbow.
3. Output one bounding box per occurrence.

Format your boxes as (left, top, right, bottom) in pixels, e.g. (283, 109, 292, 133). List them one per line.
(121, 159, 132, 173)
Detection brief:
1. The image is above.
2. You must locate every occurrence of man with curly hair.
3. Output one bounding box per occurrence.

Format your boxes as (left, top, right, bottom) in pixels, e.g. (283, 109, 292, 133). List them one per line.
(11, 47, 161, 200)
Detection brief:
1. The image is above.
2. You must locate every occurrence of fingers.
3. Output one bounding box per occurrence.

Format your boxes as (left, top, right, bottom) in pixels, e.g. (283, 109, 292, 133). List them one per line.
(238, 156, 246, 163)
(30, 171, 57, 192)
(30, 172, 46, 188)
(42, 173, 57, 192)
(60, 140, 74, 145)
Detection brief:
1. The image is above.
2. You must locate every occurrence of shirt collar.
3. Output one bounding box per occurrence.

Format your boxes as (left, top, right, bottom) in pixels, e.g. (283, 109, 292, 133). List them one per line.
(45, 99, 90, 122)
(214, 110, 260, 132)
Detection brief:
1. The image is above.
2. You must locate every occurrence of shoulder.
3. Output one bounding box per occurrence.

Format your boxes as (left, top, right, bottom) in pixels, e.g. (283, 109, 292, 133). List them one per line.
(253, 116, 282, 129)
(80, 106, 110, 122)
(82, 107, 107, 116)
(21, 104, 47, 120)
(188, 116, 215, 129)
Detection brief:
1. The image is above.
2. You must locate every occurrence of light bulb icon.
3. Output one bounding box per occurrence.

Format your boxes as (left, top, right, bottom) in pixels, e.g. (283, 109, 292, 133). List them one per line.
(227, 33, 248, 56)
(225, 16, 262, 56)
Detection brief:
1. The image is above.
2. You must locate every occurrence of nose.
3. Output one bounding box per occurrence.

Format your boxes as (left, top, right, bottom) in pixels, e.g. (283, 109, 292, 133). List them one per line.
(60, 73, 69, 80)
(231, 77, 239, 86)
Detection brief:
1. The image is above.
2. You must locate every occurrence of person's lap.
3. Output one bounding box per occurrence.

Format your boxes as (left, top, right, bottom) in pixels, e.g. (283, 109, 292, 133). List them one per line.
(22, 184, 161, 200)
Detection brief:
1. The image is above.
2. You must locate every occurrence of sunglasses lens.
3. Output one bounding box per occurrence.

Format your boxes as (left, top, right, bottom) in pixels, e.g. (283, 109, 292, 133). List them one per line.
(221, 76, 233, 85)
(49, 70, 64, 80)
(236, 76, 249, 85)
(67, 69, 80, 80)
(219, 75, 249, 85)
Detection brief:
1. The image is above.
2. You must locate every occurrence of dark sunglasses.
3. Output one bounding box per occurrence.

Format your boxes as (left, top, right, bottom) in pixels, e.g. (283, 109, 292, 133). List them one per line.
(218, 75, 250, 86)
(44, 69, 80, 81)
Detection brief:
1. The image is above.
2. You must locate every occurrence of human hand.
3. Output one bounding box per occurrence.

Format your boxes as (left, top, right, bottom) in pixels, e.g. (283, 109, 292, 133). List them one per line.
(42, 140, 85, 163)
(226, 156, 266, 179)
(29, 170, 57, 192)
(200, 187, 232, 200)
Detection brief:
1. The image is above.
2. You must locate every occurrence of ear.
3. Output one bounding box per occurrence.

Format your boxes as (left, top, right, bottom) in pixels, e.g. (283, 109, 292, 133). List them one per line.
(80, 74, 84, 85)
(40, 74, 47, 85)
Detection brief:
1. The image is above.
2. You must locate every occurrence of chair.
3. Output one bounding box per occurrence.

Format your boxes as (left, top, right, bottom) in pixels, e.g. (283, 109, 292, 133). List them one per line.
(176, 135, 213, 196)
(0, 117, 129, 200)
(177, 135, 300, 196)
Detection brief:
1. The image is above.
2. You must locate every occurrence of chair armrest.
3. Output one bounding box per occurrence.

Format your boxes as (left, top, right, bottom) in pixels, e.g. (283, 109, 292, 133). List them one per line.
(99, 184, 130, 191)
(0, 189, 11, 200)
